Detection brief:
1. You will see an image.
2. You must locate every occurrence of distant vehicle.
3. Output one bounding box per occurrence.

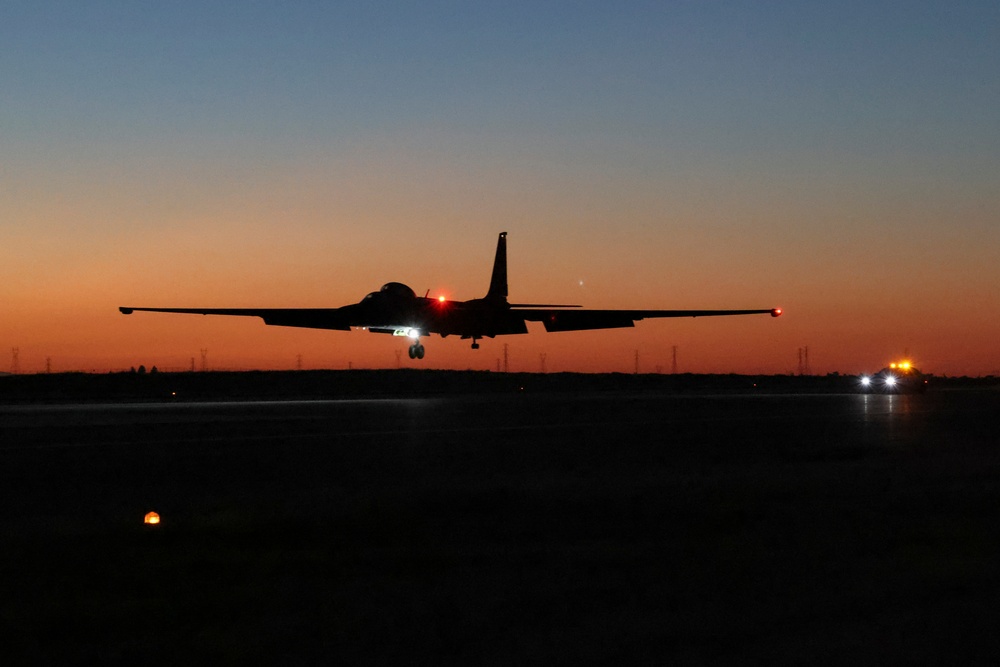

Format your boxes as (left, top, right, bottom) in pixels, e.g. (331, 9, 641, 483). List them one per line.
(120, 232, 782, 360)
(858, 361, 928, 394)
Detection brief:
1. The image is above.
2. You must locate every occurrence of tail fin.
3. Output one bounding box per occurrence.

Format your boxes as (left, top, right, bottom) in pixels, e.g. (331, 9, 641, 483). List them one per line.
(486, 232, 508, 302)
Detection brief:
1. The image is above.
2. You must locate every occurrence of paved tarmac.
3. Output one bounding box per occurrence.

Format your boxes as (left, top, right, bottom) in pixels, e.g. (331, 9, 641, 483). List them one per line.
(3, 388, 999, 663)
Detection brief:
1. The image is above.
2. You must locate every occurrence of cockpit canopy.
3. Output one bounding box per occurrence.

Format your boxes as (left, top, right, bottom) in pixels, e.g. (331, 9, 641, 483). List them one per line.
(362, 282, 416, 302)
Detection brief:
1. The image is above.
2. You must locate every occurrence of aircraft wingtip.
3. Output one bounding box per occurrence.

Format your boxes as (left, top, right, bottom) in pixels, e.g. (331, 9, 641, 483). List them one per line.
(119, 307, 133, 315)
(771, 308, 783, 317)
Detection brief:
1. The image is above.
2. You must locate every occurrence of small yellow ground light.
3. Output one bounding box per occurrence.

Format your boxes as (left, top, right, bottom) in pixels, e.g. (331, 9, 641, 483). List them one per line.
(144, 511, 161, 525)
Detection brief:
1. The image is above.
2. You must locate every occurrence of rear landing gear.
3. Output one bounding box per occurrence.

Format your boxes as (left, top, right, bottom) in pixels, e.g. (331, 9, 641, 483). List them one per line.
(408, 343, 425, 359)
(471, 336, 480, 350)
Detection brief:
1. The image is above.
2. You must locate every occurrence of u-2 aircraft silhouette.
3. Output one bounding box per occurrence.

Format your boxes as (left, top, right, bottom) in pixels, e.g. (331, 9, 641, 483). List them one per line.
(120, 232, 781, 359)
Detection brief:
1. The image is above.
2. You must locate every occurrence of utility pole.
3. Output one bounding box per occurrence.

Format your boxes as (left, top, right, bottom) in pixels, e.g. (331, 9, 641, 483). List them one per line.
(395, 349, 402, 368)
(200, 348, 208, 372)
(10, 347, 19, 375)
(539, 352, 547, 374)
(797, 346, 812, 375)
(671, 345, 678, 374)
(45, 357, 51, 374)
(503, 343, 509, 373)
(634, 349, 639, 375)
(296, 353, 303, 371)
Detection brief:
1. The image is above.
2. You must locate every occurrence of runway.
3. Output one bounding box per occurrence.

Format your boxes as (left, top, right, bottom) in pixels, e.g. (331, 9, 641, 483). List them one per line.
(3, 388, 1000, 663)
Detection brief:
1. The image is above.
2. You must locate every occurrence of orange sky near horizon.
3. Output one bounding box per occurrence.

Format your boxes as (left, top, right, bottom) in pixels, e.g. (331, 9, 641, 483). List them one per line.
(3, 3, 999, 377)
(6, 209, 999, 377)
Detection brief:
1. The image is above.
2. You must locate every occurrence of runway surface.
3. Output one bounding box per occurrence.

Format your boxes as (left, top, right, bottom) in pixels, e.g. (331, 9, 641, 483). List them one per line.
(3, 389, 999, 663)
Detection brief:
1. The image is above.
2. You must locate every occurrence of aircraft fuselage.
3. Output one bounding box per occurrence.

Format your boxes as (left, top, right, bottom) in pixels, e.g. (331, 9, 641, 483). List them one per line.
(119, 232, 781, 359)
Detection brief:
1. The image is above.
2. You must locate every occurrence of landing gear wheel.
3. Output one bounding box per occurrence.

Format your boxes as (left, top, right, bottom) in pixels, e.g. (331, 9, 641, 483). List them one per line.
(408, 345, 417, 359)
(415, 344, 425, 359)
(471, 341, 480, 350)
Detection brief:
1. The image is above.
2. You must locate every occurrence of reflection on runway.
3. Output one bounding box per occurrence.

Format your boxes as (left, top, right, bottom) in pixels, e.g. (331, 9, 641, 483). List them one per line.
(2, 390, 995, 455)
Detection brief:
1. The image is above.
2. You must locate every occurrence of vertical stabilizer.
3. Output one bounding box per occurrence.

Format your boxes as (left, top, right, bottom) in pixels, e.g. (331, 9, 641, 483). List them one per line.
(486, 232, 508, 301)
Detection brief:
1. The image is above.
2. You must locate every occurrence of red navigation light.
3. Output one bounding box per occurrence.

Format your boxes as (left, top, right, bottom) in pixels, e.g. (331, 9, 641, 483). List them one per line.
(771, 308, 782, 317)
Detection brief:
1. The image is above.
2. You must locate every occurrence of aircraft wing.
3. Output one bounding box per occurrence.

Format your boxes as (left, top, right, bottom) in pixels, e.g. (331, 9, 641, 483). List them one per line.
(118, 307, 353, 331)
(517, 308, 781, 332)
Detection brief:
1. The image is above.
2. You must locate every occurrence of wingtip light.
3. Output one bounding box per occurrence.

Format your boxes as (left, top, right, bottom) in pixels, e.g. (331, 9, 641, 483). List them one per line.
(771, 308, 783, 317)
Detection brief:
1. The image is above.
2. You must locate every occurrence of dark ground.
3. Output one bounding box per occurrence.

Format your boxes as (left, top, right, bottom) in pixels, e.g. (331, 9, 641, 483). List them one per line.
(2, 371, 999, 664)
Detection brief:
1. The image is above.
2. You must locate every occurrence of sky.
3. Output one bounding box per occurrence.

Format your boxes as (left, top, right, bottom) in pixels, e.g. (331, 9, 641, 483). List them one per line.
(2, 1, 998, 375)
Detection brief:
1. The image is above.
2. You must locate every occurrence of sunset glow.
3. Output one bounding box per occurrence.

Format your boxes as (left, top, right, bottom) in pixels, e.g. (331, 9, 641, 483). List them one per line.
(2, 3, 998, 376)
